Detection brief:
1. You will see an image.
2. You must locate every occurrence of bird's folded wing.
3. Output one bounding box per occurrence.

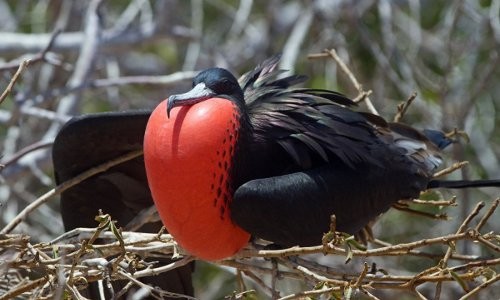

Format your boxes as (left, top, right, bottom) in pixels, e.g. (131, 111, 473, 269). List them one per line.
(53, 111, 153, 229)
(230, 164, 398, 248)
(52, 110, 194, 297)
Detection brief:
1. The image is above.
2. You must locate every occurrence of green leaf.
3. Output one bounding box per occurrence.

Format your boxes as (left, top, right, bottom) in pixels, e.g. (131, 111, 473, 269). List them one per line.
(378, 268, 389, 276)
(109, 220, 124, 246)
(346, 237, 367, 251)
(419, 190, 443, 201)
(450, 270, 468, 292)
(52, 245, 59, 258)
(343, 286, 353, 300)
(480, 267, 496, 281)
(344, 243, 353, 264)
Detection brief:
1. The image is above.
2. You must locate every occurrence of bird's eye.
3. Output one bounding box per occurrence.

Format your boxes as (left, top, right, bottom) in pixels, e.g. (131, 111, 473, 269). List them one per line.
(212, 79, 231, 93)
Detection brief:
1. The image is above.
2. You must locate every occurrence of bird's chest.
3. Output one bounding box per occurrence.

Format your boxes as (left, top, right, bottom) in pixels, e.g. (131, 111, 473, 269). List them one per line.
(144, 98, 249, 260)
(144, 98, 241, 218)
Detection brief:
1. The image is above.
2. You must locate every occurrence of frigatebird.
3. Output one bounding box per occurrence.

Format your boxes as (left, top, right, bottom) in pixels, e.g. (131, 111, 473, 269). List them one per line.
(54, 56, 499, 292)
(143, 55, 499, 260)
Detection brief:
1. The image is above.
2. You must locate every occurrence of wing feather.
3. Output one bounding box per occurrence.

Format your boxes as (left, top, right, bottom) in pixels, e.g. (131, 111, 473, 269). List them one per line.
(239, 55, 442, 175)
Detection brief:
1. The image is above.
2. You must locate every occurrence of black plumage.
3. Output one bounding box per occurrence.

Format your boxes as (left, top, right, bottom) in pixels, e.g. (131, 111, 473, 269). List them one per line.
(224, 56, 442, 246)
(166, 55, 498, 248)
(52, 112, 194, 299)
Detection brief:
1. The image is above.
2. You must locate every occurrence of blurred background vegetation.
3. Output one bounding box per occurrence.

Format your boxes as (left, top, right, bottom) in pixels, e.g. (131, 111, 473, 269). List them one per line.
(0, 0, 499, 299)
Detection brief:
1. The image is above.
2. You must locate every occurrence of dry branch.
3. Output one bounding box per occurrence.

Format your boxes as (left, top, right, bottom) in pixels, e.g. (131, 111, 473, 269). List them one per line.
(0, 150, 143, 235)
(308, 49, 379, 115)
(1, 196, 498, 298)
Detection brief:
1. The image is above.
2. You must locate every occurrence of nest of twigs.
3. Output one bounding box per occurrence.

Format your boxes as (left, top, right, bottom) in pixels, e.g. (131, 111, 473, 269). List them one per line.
(1, 195, 499, 299)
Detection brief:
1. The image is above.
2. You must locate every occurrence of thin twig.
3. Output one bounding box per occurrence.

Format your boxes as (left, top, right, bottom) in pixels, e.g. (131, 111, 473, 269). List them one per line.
(371, 239, 481, 261)
(354, 262, 370, 287)
(392, 204, 450, 220)
(116, 269, 197, 300)
(0, 149, 143, 234)
(278, 286, 339, 300)
(1, 141, 53, 168)
(394, 92, 418, 122)
(398, 197, 457, 207)
(0, 60, 30, 106)
(294, 265, 348, 286)
(242, 270, 277, 298)
(237, 231, 482, 259)
(433, 161, 469, 178)
(0, 277, 49, 300)
(476, 235, 500, 252)
(458, 274, 500, 300)
(311, 49, 379, 115)
(0, 29, 61, 71)
(475, 198, 500, 231)
(434, 201, 485, 300)
(0, 27, 193, 54)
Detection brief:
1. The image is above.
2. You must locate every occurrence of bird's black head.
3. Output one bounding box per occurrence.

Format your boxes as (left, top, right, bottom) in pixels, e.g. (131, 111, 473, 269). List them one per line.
(167, 67, 244, 118)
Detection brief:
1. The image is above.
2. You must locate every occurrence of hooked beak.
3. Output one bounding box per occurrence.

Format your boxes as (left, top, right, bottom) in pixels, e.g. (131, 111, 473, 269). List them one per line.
(167, 83, 216, 118)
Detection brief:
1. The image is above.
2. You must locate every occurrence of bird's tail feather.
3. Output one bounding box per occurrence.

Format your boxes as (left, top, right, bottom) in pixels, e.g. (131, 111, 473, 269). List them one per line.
(428, 179, 500, 189)
(422, 129, 454, 150)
